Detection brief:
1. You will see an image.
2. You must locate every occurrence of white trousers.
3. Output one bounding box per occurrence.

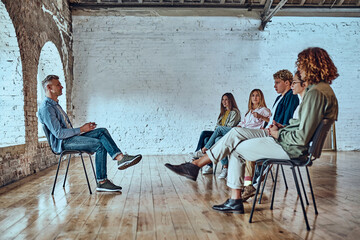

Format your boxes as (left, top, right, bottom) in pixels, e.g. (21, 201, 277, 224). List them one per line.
(207, 127, 290, 189)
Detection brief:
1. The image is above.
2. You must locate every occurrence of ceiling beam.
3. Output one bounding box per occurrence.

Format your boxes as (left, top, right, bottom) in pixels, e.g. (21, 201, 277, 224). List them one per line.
(259, 0, 288, 30)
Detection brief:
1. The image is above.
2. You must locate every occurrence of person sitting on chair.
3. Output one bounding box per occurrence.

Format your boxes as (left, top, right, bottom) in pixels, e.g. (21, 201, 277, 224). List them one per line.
(38, 75, 142, 192)
(165, 47, 339, 213)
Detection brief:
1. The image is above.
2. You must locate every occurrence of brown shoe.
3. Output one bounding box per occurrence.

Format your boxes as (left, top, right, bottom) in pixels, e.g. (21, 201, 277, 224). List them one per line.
(241, 185, 256, 201)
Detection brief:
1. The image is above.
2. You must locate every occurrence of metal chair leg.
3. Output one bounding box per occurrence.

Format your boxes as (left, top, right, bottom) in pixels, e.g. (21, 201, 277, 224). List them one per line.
(270, 164, 280, 210)
(213, 163, 217, 175)
(291, 166, 310, 231)
(280, 165, 288, 190)
(51, 153, 64, 195)
(259, 164, 271, 204)
(249, 163, 266, 223)
(80, 154, 92, 194)
(89, 154, 97, 181)
(306, 166, 318, 214)
(297, 166, 309, 205)
(270, 167, 275, 182)
(63, 154, 72, 187)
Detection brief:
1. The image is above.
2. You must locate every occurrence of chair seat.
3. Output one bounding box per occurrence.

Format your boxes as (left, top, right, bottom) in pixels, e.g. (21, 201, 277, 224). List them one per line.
(256, 158, 308, 167)
(55, 150, 94, 155)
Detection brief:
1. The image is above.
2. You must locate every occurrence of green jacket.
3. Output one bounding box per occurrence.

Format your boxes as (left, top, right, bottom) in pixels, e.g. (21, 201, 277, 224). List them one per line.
(278, 82, 338, 158)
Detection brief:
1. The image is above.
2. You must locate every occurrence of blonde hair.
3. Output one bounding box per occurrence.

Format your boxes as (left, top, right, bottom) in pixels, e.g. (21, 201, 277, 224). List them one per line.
(245, 89, 267, 116)
(296, 47, 339, 85)
(273, 70, 293, 83)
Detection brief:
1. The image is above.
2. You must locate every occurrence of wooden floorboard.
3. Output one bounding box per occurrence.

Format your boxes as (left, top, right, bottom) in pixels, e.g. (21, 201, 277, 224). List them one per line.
(0, 151, 359, 239)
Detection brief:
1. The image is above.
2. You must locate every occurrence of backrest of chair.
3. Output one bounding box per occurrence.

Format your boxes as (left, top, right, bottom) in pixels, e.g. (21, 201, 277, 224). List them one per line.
(308, 119, 335, 159)
(42, 124, 57, 154)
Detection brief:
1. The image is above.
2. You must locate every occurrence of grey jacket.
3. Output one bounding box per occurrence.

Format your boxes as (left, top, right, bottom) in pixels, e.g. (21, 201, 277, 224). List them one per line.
(216, 108, 241, 129)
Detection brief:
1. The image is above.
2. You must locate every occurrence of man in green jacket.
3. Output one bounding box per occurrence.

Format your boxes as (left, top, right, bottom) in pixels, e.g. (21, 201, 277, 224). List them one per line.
(165, 47, 339, 213)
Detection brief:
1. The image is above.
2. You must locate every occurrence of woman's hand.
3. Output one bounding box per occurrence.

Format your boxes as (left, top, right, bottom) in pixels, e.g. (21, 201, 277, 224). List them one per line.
(252, 111, 270, 122)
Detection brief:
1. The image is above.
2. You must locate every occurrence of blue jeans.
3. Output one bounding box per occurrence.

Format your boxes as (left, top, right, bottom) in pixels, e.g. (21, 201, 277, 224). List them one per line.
(205, 126, 232, 167)
(195, 130, 214, 151)
(204, 126, 232, 150)
(62, 128, 121, 182)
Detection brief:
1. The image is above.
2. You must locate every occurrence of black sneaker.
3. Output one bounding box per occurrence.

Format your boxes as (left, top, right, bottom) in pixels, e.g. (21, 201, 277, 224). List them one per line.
(117, 154, 142, 170)
(96, 179, 122, 192)
(212, 198, 244, 214)
(164, 162, 200, 181)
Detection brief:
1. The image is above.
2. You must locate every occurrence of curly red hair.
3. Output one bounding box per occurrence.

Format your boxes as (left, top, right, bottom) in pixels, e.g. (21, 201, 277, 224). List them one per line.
(296, 47, 339, 85)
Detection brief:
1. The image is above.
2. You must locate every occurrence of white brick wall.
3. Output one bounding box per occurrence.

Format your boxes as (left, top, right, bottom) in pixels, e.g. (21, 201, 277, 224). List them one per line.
(0, 2, 25, 147)
(72, 14, 360, 154)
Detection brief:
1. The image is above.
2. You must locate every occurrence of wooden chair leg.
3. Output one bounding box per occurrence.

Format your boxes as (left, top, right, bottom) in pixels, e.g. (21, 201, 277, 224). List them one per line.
(80, 154, 92, 194)
(52, 153, 64, 195)
(291, 166, 310, 231)
(63, 154, 72, 188)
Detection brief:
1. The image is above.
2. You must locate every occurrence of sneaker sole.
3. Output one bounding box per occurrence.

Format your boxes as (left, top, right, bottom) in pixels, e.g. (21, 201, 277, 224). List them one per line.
(118, 155, 142, 170)
(164, 164, 197, 181)
(96, 187, 122, 192)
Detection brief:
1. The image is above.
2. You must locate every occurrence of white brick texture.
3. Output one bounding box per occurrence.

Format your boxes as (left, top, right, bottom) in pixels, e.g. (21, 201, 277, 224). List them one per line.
(72, 15, 360, 154)
(0, 2, 25, 147)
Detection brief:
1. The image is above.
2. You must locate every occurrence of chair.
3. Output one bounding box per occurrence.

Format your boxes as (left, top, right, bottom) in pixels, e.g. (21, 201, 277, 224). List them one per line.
(42, 125, 97, 195)
(249, 119, 335, 231)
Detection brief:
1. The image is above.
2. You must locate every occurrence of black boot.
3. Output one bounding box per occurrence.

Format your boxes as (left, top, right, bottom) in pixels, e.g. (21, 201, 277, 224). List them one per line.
(164, 162, 200, 181)
(212, 199, 244, 214)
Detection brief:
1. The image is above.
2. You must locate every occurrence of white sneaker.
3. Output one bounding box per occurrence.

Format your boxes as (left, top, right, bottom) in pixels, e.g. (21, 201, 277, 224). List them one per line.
(202, 165, 213, 175)
(189, 150, 204, 159)
(218, 168, 228, 179)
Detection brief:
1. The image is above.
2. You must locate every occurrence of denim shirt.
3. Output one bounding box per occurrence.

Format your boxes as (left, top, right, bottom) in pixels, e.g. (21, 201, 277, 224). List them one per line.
(38, 97, 80, 153)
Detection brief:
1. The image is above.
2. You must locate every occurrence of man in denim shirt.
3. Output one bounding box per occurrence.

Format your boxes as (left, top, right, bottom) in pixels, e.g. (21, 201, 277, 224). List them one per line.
(39, 75, 142, 192)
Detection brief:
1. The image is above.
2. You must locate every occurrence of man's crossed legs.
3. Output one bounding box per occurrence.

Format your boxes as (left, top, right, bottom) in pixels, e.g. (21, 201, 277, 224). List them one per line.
(63, 128, 142, 192)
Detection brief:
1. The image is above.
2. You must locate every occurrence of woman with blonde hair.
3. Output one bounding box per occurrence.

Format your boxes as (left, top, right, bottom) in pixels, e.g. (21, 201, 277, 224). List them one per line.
(199, 89, 271, 178)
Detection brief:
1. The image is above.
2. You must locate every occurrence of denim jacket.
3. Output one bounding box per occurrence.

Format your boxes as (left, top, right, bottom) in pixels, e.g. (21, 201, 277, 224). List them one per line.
(38, 97, 80, 153)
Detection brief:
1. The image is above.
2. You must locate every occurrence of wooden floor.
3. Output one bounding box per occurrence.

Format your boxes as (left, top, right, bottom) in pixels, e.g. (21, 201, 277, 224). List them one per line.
(0, 151, 359, 240)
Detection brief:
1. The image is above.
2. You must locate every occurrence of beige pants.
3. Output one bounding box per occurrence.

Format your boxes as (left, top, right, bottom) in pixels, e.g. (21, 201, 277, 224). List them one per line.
(207, 127, 289, 189)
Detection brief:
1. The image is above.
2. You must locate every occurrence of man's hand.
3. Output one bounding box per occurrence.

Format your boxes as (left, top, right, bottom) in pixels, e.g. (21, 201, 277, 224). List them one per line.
(80, 122, 97, 133)
(268, 121, 279, 139)
(273, 121, 285, 129)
